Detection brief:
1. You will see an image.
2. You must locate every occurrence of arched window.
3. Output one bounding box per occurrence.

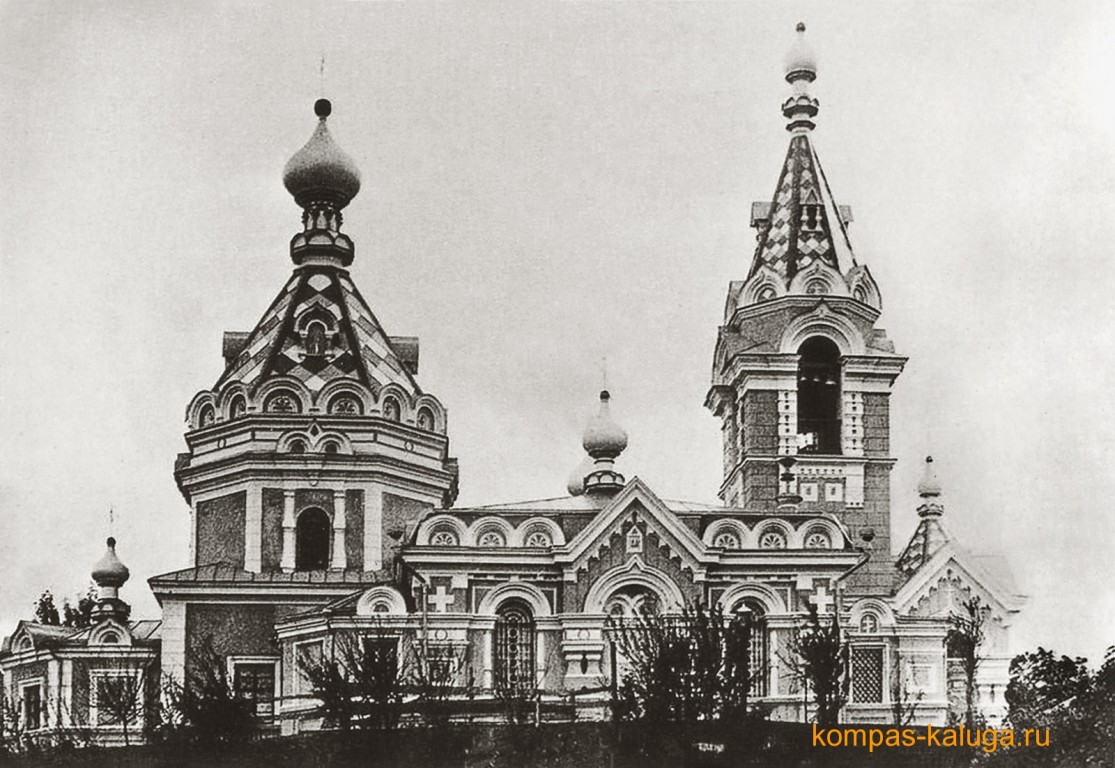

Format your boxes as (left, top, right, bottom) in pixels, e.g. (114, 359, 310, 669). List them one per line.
(229, 395, 247, 419)
(735, 600, 769, 697)
(328, 395, 363, 415)
(382, 397, 401, 422)
(430, 529, 458, 547)
(797, 337, 841, 455)
(494, 600, 535, 695)
(288, 439, 306, 454)
(758, 529, 787, 550)
(305, 321, 328, 357)
(99, 631, 120, 644)
(265, 391, 301, 414)
(198, 404, 215, 427)
(605, 585, 660, 619)
(523, 530, 551, 549)
(322, 441, 339, 455)
(804, 529, 832, 550)
(295, 508, 330, 571)
(713, 530, 742, 550)
(416, 407, 435, 431)
(477, 529, 506, 548)
(757, 285, 776, 302)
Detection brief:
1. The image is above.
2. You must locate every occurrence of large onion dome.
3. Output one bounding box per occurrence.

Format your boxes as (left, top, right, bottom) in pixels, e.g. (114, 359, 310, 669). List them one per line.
(282, 99, 362, 209)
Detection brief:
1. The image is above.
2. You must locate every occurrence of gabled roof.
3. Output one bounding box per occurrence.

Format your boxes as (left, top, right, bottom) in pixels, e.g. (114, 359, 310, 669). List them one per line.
(747, 134, 856, 283)
(893, 530, 1027, 617)
(554, 478, 710, 577)
(2, 619, 161, 656)
(214, 267, 421, 398)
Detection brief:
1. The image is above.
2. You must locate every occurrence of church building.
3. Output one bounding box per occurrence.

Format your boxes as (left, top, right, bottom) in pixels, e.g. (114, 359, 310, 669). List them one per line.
(2, 25, 1026, 742)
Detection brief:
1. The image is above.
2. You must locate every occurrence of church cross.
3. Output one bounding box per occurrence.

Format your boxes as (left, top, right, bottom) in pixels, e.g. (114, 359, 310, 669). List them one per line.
(811, 583, 834, 614)
(428, 585, 455, 613)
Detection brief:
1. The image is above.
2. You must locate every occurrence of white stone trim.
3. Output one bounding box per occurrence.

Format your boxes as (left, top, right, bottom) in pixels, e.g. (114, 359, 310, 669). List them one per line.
(245, 483, 263, 572)
(161, 601, 186, 687)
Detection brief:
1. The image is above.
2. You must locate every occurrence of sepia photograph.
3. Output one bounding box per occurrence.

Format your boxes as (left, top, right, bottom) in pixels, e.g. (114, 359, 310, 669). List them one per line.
(1, 2, 1113, 765)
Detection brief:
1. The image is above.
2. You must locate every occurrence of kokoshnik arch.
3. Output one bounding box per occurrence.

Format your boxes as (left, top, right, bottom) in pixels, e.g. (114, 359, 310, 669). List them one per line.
(1, 24, 1026, 742)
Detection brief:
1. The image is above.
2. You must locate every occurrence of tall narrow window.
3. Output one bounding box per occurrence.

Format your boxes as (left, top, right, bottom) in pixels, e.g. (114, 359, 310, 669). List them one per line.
(851, 646, 885, 703)
(22, 684, 42, 731)
(416, 407, 435, 431)
(305, 321, 329, 357)
(494, 600, 536, 695)
(295, 508, 330, 571)
(382, 397, 401, 422)
(797, 337, 841, 455)
(737, 601, 769, 697)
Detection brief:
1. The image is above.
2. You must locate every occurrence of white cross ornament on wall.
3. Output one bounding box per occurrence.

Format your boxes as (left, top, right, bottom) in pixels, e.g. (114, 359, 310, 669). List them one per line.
(810, 583, 834, 614)
(428, 585, 455, 613)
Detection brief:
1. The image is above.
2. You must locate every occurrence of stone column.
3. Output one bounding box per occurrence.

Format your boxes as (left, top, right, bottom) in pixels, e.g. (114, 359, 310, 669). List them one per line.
(331, 488, 347, 571)
(281, 490, 296, 572)
(245, 484, 262, 572)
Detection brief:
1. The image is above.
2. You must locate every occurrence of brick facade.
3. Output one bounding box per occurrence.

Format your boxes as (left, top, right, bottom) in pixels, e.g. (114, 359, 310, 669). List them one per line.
(196, 492, 246, 566)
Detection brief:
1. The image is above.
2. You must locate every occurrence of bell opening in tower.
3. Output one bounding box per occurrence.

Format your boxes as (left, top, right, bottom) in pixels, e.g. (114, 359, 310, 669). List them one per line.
(797, 336, 841, 455)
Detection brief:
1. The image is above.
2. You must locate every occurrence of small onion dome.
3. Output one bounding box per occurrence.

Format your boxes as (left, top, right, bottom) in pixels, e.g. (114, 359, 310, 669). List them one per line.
(283, 99, 362, 209)
(582, 390, 628, 458)
(567, 455, 593, 496)
(91, 537, 130, 589)
(917, 455, 942, 498)
(784, 22, 817, 81)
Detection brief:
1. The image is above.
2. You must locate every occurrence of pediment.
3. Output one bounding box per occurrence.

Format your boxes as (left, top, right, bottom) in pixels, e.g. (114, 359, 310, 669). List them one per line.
(893, 544, 1025, 620)
(555, 478, 707, 581)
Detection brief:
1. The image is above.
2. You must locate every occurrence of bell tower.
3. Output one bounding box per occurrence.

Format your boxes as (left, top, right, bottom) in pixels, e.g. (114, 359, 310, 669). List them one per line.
(705, 25, 906, 595)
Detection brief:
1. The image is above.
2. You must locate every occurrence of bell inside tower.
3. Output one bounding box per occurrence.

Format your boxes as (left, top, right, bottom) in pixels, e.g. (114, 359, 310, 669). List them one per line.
(797, 336, 841, 454)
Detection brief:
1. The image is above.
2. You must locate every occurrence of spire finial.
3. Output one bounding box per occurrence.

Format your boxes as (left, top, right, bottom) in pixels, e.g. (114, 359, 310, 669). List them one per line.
(917, 455, 944, 517)
(782, 22, 819, 133)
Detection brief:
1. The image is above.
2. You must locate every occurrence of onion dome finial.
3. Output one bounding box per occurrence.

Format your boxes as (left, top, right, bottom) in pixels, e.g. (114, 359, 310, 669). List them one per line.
(90, 536, 132, 624)
(582, 390, 628, 458)
(283, 99, 362, 266)
(578, 390, 628, 496)
(92, 537, 130, 589)
(283, 99, 361, 209)
(782, 23, 820, 133)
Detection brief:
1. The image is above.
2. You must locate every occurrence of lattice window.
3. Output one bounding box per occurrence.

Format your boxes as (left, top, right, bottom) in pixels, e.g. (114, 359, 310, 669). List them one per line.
(852, 646, 885, 703)
(495, 601, 536, 695)
(233, 663, 276, 718)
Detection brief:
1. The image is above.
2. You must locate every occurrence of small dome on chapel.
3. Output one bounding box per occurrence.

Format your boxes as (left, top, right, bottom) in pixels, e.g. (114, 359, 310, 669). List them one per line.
(91, 537, 130, 589)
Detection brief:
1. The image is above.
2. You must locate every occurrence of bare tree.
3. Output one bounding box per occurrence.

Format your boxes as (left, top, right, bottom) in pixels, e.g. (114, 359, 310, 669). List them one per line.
(946, 596, 987, 728)
(784, 602, 848, 727)
(606, 602, 752, 725)
(889, 652, 924, 726)
(81, 662, 151, 747)
(298, 625, 467, 729)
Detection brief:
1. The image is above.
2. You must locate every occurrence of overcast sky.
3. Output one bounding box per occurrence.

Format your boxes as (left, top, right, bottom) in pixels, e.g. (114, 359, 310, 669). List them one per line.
(2, 1, 1114, 663)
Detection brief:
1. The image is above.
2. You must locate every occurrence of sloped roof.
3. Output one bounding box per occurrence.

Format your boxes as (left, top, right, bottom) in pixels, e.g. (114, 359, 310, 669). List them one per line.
(148, 562, 393, 586)
(895, 516, 951, 576)
(747, 134, 856, 282)
(214, 267, 421, 397)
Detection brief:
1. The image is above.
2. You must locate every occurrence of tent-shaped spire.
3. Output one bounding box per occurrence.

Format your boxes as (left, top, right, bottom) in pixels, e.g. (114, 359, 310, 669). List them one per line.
(746, 23, 857, 283)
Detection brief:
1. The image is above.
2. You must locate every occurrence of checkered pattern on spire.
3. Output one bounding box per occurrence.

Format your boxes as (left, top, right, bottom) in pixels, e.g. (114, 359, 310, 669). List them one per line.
(215, 267, 420, 397)
(895, 517, 951, 577)
(747, 135, 856, 282)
